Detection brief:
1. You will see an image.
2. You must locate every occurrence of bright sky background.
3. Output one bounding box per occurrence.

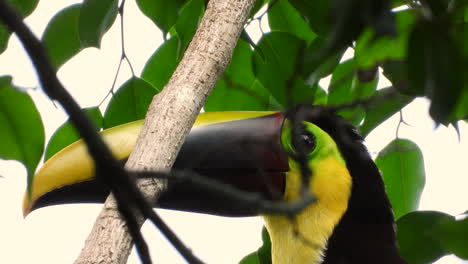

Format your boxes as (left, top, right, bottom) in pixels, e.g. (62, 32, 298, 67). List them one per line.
(0, 1, 467, 263)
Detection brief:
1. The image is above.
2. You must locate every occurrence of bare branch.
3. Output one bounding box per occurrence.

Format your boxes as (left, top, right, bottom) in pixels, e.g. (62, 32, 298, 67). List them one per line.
(75, 0, 257, 263)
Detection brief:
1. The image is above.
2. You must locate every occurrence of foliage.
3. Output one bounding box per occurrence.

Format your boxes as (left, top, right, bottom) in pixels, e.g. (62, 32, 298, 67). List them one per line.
(1, 0, 468, 263)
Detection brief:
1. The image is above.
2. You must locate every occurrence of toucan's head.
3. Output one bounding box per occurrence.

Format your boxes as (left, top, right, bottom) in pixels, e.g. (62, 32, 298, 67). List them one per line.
(23, 106, 354, 218)
(23, 105, 404, 263)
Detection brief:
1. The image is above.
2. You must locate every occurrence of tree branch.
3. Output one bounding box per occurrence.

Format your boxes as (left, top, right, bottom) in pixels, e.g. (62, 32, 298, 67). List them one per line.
(75, 0, 256, 263)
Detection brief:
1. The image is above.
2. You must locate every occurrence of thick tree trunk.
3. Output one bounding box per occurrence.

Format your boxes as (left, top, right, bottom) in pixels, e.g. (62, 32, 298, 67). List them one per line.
(74, 0, 255, 263)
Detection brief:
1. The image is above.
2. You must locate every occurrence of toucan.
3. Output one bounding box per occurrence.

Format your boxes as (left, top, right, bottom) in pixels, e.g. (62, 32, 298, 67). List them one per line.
(23, 105, 407, 264)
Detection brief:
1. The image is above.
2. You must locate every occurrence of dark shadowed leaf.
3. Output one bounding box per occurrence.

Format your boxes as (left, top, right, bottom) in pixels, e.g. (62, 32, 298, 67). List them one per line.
(79, 0, 118, 48)
(398, 211, 468, 262)
(42, 4, 82, 69)
(438, 215, 468, 260)
(0, 76, 44, 187)
(359, 87, 413, 138)
(407, 21, 463, 124)
(301, 38, 345, 85)
(268, 0, 316, 44)
(45, 107, 102, 161)
(136, 0, 187, 35)
(206, 40, 272, 111)
(382, 60, 406, 88)
(174, 0, 204, 52)
(288, 0, 330, 36)
(141, 37, 181, 91)
(397, 211, 453, 264)
(454, 86, 468, 120)
(104, 77, 157, 128)
(376, 139, 425, 219)
(0, 0, 39, 54)
(252, 32, 306, 107)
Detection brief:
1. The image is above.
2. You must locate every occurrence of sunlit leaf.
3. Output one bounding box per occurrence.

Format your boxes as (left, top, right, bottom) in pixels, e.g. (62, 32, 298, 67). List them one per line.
(0, 76, 44, 187)
(268, 0, 316, 44)
(42, 4, 82, 69)
(258, 227, 272, 264)
(253, 32, 309, 107)
(45, 107, 102, 161)
(376, 139, 425, 218)
(141, 37, 181, 91)
(354, 9, 416, 68)
(239, 227, 272, 264)
(174, 0, 204, 52)
(136, 0, 187, 35)
(328, 60, 378, 125)
(103, 77, 158, 128)
(0, 0, 39, 54)
(79, 0, 118, 48)
(205, 40, 272, 111)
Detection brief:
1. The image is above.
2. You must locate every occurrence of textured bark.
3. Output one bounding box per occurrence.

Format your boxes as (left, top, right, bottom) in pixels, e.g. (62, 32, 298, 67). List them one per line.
(74, 0, 255, 263)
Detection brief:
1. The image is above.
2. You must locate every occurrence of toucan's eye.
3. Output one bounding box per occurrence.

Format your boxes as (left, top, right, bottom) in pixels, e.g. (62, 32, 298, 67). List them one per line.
(291, 129, 316, 154)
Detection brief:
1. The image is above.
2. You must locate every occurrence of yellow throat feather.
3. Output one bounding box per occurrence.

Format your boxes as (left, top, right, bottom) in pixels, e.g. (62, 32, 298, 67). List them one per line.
(262, 122, 352, 264)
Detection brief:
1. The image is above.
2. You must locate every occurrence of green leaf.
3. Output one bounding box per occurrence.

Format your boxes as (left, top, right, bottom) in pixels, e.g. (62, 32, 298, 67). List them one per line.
(382, 60, 406, 87)
(79, 0, 118, 48)
(328, 60, 356, 104)
(103, 77, 158, 128)
(174, 0, 204, 52)
(0, 76, 44, 187)
(397, 211, 453, 264)
(354, 9, 416, 68)
(239, 227, 272, 264)
(42, 4, 82, 69)
(328, 60, 378, 125)
(376, 139, 425, 219)
(359, 87, 413, 138)
(407, 20, 464, 124)
(0, 0, 39, 54)
(302, 38, 345, 85)
(253, 32, 307, 107)
(268, 0, 316, 44)
(136, 0, 187, 35)
(44, 107, 102, 161)
(249, 0, 268, 18)
(205, 40, 272, 111)
(141, 37, 181, 90)
(438, 215, 468, 260)
(454, 84, 468, 120)
(288, 0, 330, 36)
(239, 252, 258, 264)
(391, 0, 407, 7)
(258, 227, 272, 264)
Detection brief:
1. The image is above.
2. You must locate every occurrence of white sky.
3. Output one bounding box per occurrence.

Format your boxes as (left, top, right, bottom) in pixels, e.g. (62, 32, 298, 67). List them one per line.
(0, 1, 467, 263)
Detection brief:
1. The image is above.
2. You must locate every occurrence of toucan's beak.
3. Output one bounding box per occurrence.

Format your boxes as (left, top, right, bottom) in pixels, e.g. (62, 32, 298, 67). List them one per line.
(23, 112, 288, 217)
